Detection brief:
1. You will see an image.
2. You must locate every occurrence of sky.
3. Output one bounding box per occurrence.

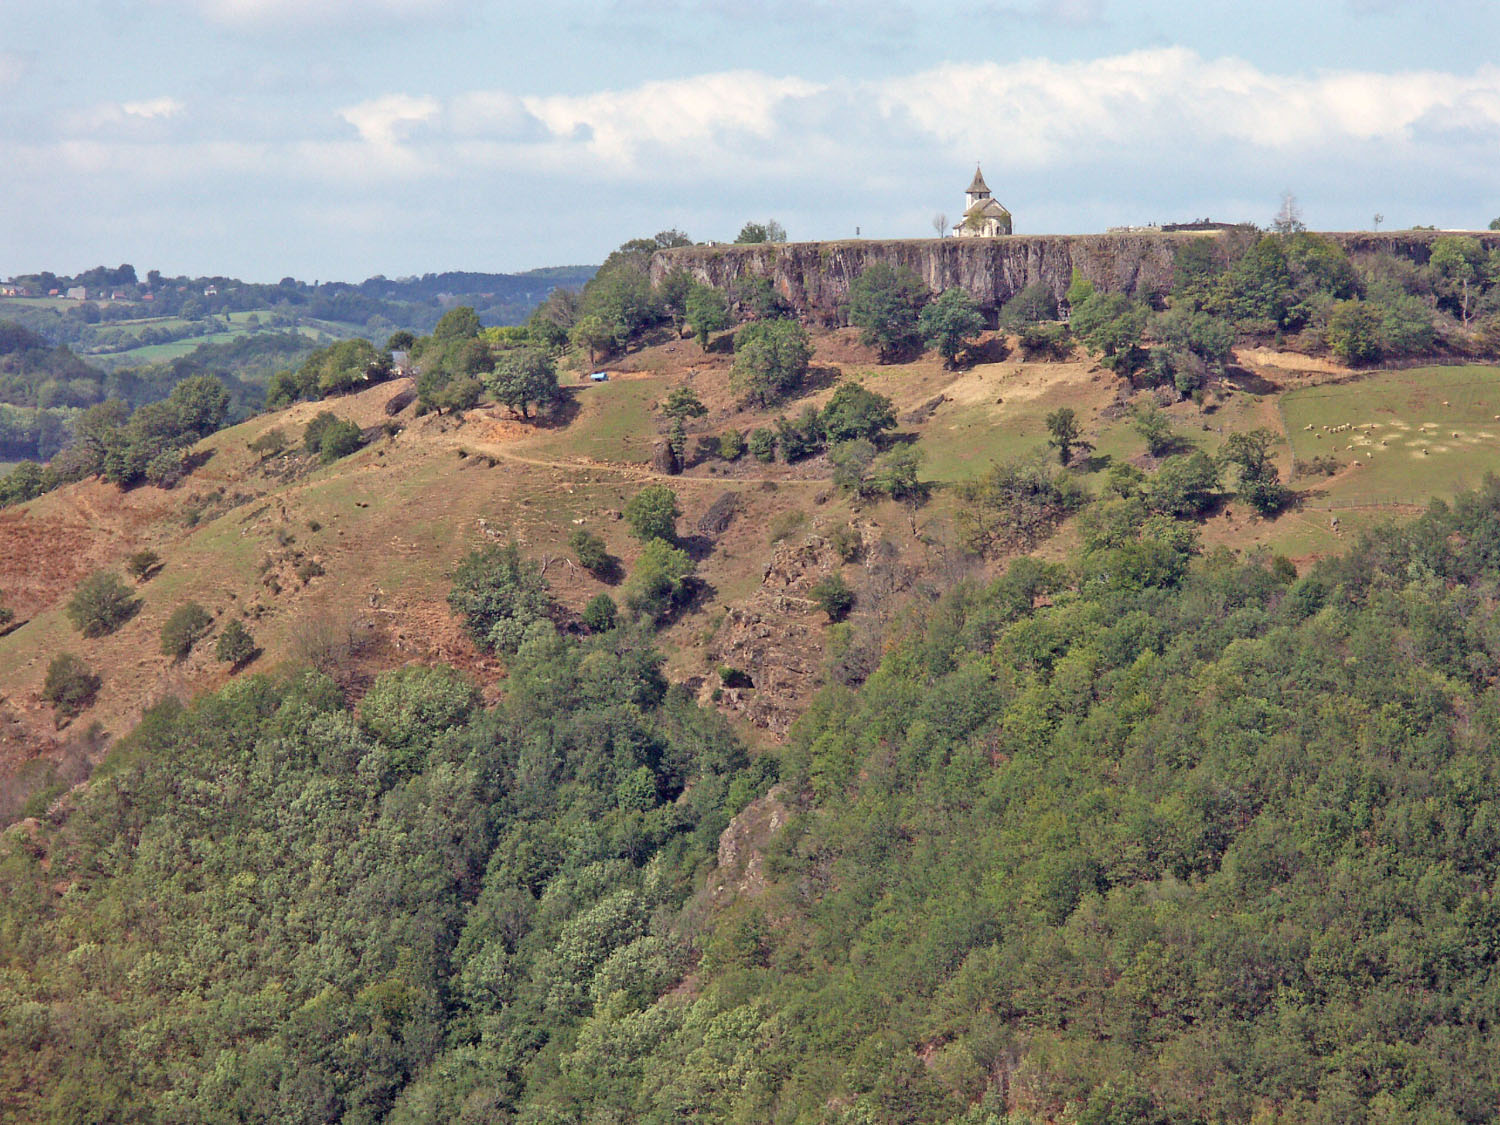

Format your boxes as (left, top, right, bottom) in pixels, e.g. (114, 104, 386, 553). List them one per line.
(3, 0, 1498, 282)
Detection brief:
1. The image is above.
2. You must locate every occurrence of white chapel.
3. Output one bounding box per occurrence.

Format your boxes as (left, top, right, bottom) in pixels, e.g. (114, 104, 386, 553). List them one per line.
(954, 166, 1013, 238)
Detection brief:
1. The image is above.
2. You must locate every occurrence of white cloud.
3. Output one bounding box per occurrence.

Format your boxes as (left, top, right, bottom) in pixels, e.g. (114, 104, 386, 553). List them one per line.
(121, 97, 185, 119)
(338, 94, 441, 147)
(58, 97, 188, 136)
(521, 71, 826, 168)
(875, 49, 1500, 165)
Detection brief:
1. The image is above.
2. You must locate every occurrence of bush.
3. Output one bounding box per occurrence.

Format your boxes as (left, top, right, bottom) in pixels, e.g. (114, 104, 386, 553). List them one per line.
(215, 619, 257, 667)
(65, 571, 139, 637)
(302, 411, 340, 453)
(1326, 299, 1382, 365)
(730, 319, 812, 406)
(0, 602, 12, 631)
(999, 281, 1059, 328)
(828, 523, 862, 562)
(144, 449, 184, 489)
(318, 419, 364, 464)
(748, 427, 777, 462)
(569, 528, 613, 575)
(448, 541, 555, 653)
(718, 429, 745, 461)
(717, 665, 754, 689)
(623, 538, 694, 622)
(582, 593, 618, 632)
(41, 653, 101, 718)
(809, 572, 855, 621)
(125, 550, 161, 582)
(623, 484, 681, 543)
(160, 601, 212, 659)
(1017, 322, 1072, 360)
(248, 427, 287, 459)
(954, 457, 1086, 557)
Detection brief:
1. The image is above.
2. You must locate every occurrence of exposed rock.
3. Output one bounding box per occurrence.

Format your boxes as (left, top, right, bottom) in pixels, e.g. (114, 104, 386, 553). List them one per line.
(708, 785, 790, 905)
(705, 534, 844, 737)
(650, 231, 1500, 322)
(901, 394, 948, 425)
(383, 388, 417, 415)
(651, 440, 679, 475)
(697, 491, 740, 537)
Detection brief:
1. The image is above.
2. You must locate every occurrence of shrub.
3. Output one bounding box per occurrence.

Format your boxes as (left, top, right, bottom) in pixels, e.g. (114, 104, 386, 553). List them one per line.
(569, 528, 613, 575)
(1327, 299, 1383, 365)
(1017, 322, 1072, 360)
(809, 572, 855, 621)
(0, 602, 12, 631)
(718, 429, 745, 461)
(623, 538, 695, 622)
(215, 619, 257, 667)
(42, 653, 101, 718)
(145, 449, 184, 489)
(303, 411, 340, 453)
(318, 419, 364, 463)
(448, 542, 555, 653)
(999, 281, 1059, 328)
(828, 523, 862, 562)
(160, 601, 212, 659)
(582, 593, 618, 632)
(295, 558, 325, 582)
(66, 571, 139, 637)
(623, 484, 681, 543)
(954, 457, 1086, 557)
(125, 550, 161, 582)
(248, 427, 287, 459)
(718, 665, 754, 689)
(748, 428, 777, 462)
(730, 319, 813, 405)
(359, 664, 477, 760)
(775, 406, 824, 462)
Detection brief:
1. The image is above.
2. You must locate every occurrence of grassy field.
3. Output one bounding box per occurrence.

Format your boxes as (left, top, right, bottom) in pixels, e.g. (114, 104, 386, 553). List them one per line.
(521, 379, 661, 464)
(1282, 365, 1500, 507)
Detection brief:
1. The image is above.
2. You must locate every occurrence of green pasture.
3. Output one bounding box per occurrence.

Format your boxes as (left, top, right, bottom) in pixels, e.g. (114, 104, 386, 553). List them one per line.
(522, 379, 659, 465)
(1282, 365, 1500, 506)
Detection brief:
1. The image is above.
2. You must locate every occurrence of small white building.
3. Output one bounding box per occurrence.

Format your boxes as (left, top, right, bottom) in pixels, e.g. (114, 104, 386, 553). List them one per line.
(954, 167, 1013, 238)
(65, 286, 87, 300)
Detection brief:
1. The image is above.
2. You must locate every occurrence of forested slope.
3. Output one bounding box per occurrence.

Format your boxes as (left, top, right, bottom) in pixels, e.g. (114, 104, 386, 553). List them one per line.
(9, 479, 1500, 1121)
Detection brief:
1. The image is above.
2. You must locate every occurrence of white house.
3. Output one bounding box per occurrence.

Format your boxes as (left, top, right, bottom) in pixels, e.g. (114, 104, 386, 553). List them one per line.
(954, 167, 1012, 238)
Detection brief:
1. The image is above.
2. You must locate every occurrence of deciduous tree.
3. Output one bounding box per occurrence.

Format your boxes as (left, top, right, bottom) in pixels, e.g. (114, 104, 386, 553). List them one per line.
(920, 288, 986, 367)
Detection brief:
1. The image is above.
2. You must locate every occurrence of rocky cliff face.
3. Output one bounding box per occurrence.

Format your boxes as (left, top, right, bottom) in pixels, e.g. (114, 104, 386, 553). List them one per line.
(650, 231, 1500, 322)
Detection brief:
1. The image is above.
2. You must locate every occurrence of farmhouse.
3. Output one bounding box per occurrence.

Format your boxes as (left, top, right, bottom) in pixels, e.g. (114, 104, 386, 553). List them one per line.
(954, 166, 1012, 238)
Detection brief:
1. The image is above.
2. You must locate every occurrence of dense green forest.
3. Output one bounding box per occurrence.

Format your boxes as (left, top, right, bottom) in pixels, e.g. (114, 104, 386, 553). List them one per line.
(10, 477, 1500, 1121)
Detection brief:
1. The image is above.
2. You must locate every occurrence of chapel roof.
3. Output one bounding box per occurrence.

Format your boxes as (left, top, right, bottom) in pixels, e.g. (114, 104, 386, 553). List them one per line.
(967, 166, 990, 195)
(964, 197, 1011, 219)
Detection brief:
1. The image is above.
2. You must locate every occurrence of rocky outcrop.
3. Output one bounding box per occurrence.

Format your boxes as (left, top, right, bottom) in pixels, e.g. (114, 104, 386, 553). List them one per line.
(708, 785, 791, 905)
(651, 231, 1500, 322)
(706, 533, 848, 737)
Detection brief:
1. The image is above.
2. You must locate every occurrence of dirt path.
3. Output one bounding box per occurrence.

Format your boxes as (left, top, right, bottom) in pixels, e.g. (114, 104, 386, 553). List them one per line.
(446, 435, 830, 488)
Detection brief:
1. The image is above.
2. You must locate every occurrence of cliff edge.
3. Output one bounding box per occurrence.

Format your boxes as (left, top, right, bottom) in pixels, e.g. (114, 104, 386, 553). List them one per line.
(650, 231, 1500, 322)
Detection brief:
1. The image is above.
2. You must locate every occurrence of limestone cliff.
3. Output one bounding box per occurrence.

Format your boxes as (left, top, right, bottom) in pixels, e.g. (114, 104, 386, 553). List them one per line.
(650, 231, 1500, 322)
